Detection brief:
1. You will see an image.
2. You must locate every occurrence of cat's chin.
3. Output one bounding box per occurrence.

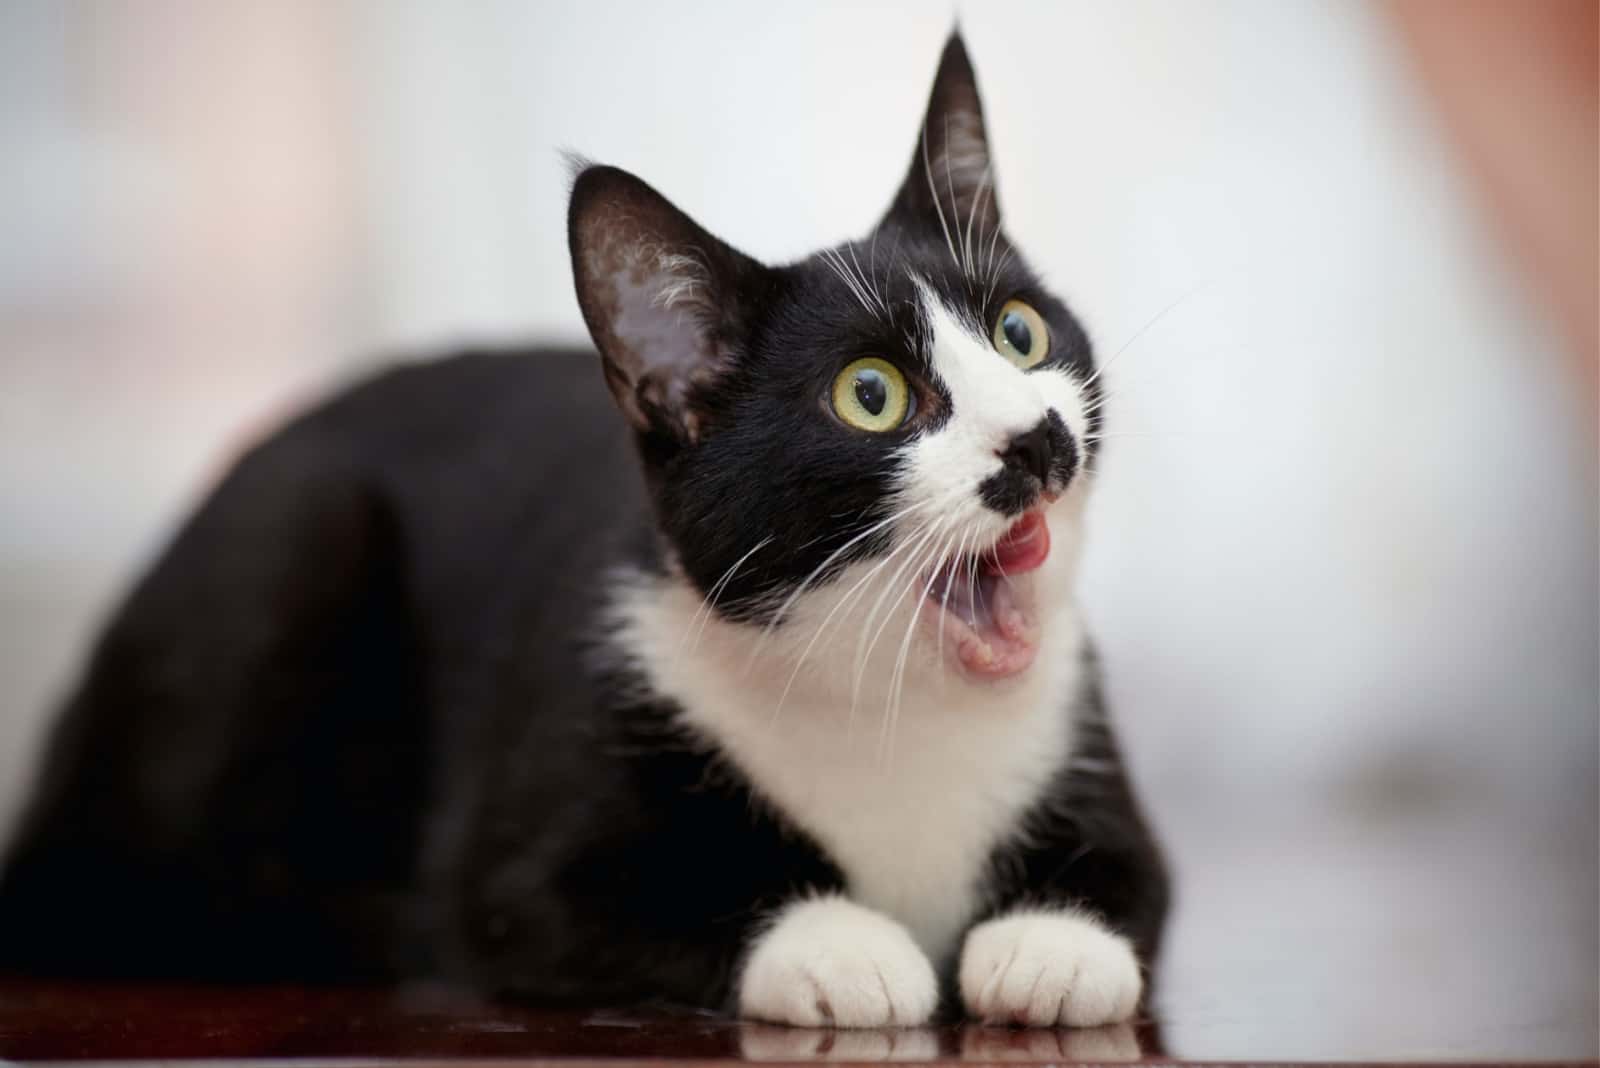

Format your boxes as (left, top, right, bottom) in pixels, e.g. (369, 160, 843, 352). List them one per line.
(925, 510, 1050, 681)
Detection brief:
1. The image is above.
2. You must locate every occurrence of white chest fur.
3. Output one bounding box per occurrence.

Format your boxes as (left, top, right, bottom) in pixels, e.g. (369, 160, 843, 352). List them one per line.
(608, 569, 1084, 964)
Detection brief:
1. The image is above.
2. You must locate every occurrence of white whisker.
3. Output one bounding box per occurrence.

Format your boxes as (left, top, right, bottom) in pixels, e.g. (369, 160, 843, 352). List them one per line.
(851, 510, 959, 719)
(961, 164, 992, 283)
(821, 247, 883, 320)
(937, 522, 977, 675)
(983, 244, 1015, 309)
(881, 520, 966, 763)
(868, 523, 952, 761)
(747, 499, 930, 663)
(677, 535, 773, 657)
(921, 123, 961, 270)
(765, 501, 955, 727)
(943, 115, 969, 284)
(1081, 281, 1215, 394)
(847, 241, 888, 316)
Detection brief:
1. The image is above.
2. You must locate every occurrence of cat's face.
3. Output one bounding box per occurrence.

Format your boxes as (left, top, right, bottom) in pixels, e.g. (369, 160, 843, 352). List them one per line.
(571, 34, 1100, 684)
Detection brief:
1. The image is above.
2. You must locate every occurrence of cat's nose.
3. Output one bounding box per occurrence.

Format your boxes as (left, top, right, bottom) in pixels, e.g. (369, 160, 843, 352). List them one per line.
(997, 421, 1053, 485)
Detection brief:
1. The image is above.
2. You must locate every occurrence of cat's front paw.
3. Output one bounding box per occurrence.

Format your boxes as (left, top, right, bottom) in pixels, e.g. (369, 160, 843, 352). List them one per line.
(959, 911, 1142, 1028)
(738, 896, 938, 1028)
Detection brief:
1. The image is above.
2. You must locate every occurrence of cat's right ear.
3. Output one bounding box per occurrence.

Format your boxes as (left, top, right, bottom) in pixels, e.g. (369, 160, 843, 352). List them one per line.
(568, 165, 768, 445)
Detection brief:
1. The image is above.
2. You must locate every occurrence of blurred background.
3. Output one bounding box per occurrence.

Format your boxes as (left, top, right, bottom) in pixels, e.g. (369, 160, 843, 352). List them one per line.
(0, 0, 1594, 1059)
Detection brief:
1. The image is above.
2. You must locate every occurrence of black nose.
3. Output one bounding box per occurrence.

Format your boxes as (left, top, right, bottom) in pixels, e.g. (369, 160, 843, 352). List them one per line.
(998, 421, 1052, 484)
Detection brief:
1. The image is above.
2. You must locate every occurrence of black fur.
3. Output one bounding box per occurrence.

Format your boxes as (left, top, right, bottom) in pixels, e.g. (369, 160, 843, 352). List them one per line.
(981, 411, 1080, 516)
(0, 31, 1165, 1013)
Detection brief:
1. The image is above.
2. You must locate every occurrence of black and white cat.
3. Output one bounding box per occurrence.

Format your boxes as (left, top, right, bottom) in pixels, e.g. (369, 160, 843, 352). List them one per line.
(0, 34, 1167, 1029)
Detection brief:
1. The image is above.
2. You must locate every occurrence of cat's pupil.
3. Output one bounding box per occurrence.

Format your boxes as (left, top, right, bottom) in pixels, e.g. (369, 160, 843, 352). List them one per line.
(1002, 311, 1033, 354)
(854, 371, 887, 416)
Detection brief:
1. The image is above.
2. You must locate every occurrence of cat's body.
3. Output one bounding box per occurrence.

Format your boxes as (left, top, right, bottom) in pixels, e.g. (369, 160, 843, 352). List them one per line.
(0, 35, 1167, 1028)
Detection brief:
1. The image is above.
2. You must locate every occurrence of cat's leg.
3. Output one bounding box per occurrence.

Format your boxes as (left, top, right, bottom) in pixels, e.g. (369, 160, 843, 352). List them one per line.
(956, 683, 1168, 1028)
(738, 896, 939, 1028)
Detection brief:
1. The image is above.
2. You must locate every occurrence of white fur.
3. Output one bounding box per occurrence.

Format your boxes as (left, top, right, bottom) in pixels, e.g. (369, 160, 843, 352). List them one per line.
(738, 896, 938, 1028)
(611, 561, 1085, 962)
(608, 290, 1098, 970)
(959, 910, 1143, 1027)
(898, 285, 1079, 525)
(607, 284, 1101, 1012)
(652, 250, 710, 311)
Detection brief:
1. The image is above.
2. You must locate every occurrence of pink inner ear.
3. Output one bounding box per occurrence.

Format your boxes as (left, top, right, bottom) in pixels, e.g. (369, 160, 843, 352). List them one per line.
(606, 255, 711, 382)
(580, 236, 724, 438)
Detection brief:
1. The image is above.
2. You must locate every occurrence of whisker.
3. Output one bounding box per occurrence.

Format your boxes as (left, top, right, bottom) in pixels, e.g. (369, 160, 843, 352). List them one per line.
(962, 164, 992, 283)
(827, 517, 950, 735)
(936, 523, 975, 675)
(851, 510, 959, 717)
(943, 115, 969, 284)
(921, 122, 961, 270)
(982, 208, 1005, 285)
(1081, 281, 1216, 395)
(1086, 429, 1226, 441)
(869, 524, 952, 761)
(765, 506, 951, 727)
(983, 244, 1015, 310)
(820, 247, 882, 320)
(847, 241, 887, 316)
(746, 498, 932, 664)
(866, 230, 886, 313)
(881, 520, 966, 763)
(965, 526, 981, 637)
(755, 486, 971, 719)
(677, 535, 773, 657)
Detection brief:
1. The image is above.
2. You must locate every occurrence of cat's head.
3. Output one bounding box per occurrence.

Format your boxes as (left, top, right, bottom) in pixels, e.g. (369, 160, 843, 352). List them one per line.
(569, 34, 1100, 685)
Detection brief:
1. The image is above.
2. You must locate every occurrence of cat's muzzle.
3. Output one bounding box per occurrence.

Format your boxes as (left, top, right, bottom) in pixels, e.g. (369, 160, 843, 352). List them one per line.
(925, 509, 1051, 679)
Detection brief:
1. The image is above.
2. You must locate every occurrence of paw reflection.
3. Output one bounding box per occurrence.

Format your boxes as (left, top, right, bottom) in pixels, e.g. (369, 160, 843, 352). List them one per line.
(738, 1022, 940, 1061)
(958, 1022, 1140, 1062)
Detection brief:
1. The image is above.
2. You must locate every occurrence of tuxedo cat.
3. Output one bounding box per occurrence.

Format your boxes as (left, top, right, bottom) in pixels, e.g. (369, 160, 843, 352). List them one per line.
(0, 33, 1167, 1028)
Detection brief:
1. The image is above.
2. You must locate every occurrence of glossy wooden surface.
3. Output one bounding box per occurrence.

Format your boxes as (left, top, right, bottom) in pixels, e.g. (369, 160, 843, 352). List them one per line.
(4, 783, 1595, 1057)
(2, 765, 1593, 1064)
(0, 977, 1590, 1066)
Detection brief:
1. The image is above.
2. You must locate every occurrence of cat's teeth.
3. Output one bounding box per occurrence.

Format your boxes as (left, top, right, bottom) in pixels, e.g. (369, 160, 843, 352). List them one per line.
(989, 577, 1029, 642)
(961, 635, 996, 669)
(924, 546, 1040, 680)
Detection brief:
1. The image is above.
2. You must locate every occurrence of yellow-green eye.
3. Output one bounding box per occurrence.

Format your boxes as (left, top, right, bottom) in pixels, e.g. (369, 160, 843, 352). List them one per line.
(832, 357, 911, 432)
(993, 299, 1050, 369)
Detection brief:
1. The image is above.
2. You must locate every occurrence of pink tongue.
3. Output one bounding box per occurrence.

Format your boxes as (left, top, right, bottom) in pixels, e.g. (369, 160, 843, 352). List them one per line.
(985, 511, 1051, 576)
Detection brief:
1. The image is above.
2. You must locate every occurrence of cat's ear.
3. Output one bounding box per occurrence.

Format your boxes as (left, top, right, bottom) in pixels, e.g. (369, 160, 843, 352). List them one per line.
(568, 165, 768, 444)
(885, 32, 1001, 241)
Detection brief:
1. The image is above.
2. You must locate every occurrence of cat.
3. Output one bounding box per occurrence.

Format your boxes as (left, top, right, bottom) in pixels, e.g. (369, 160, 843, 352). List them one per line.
(0, 32, 1167, 1029)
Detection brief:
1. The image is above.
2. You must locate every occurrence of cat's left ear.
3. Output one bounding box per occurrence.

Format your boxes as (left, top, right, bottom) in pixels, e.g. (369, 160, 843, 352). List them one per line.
(884, 32, 1001, 242)
(568, 164, 769, 445)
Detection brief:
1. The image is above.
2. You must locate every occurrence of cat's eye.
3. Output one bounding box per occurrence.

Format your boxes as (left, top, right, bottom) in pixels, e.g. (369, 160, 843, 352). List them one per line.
(831, 357, 911, 432)
(993, 300, 1050, 369)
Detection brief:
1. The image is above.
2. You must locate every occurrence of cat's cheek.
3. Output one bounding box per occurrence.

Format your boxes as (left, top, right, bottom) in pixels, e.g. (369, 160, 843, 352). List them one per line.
(737, 896, 939, 1028)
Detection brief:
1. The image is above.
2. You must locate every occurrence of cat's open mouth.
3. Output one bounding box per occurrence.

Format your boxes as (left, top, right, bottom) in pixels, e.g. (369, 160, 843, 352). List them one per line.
(925, 510, 1050, 680)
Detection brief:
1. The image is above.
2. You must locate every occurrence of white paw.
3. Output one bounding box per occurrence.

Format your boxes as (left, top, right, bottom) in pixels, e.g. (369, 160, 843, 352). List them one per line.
(738, 896, 939, 1028)
(959, 911, 1142, 1027)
